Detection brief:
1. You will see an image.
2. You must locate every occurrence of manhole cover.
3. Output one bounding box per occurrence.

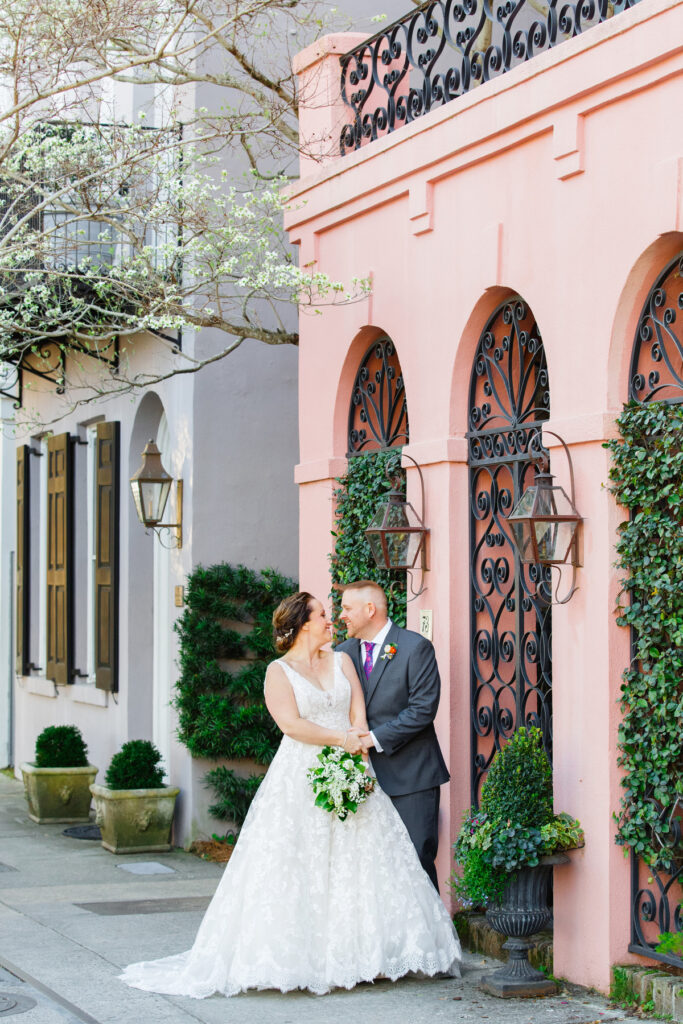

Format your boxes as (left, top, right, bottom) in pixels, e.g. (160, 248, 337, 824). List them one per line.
(0, 993, 37, 1017)
(62, 824, 101, 841)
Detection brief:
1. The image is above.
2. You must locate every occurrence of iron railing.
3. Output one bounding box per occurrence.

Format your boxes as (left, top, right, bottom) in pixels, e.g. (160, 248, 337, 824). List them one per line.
(340, 0, 642, 154)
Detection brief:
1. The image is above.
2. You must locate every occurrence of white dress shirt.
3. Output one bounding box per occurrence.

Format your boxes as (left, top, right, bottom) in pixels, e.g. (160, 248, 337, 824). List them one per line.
(362, 619, 393, 753)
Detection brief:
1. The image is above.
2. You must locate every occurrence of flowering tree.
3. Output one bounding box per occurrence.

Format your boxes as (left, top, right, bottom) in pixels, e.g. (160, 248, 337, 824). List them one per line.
(0, 1, 376, 415)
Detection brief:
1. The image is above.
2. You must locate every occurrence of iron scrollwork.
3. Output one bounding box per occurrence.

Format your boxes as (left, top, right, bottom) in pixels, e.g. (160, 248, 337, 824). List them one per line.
(627, 250, 683, 970)
(340, 0, 642, 155)
(348, 336, 409, 455)
(468, 298, 552, 803)
(630, 251, 683, 403)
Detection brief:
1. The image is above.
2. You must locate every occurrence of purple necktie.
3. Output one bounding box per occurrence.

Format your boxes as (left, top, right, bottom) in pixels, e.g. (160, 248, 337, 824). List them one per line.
(363, 642, 375, 680)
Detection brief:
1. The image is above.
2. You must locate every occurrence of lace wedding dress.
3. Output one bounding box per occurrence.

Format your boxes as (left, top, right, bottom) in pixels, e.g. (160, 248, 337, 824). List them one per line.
(119, 653, 461, 997)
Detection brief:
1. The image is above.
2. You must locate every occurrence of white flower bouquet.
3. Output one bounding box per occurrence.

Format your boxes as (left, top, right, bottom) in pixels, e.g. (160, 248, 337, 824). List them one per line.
(307, 745, 375, 821)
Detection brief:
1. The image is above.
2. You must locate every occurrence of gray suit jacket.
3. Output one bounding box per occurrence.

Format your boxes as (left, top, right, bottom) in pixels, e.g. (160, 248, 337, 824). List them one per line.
(336, 624, 450, 797)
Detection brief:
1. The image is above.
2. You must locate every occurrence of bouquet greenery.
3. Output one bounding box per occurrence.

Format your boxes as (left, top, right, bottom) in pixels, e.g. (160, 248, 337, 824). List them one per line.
(307, 746, 375, 822)
(452, 727, 584, 906)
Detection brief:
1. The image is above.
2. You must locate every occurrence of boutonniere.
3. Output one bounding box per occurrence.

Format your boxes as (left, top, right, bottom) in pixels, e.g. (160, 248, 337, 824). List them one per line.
(380, 644, 397, 661)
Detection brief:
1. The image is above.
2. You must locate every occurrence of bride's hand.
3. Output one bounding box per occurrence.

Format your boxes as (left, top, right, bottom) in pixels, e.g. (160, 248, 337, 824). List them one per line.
(342, 729, 363, 755)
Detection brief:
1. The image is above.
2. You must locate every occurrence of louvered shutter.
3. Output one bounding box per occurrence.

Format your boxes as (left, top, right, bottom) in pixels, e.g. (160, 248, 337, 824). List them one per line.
(46, 433, 72, 684)
(16, 446, 30, 674)
(94, 422, 119, 692)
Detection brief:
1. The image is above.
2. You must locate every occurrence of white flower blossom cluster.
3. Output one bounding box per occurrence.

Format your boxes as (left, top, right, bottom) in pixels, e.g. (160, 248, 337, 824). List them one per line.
(307, 745, 375, 822)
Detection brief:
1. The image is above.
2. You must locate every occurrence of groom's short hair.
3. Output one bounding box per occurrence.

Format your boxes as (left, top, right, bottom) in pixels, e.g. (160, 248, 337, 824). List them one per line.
(338, 579, 388, 613)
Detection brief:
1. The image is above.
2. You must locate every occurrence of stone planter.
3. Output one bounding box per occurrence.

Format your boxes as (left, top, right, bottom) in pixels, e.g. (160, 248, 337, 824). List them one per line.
(20, 763, 98, 823)
(480, 853, 570, 998)
(90, 783, 180, 854)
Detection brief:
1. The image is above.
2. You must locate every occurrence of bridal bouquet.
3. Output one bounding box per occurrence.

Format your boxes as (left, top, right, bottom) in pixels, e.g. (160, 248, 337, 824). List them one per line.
(307, 745, 375, 821)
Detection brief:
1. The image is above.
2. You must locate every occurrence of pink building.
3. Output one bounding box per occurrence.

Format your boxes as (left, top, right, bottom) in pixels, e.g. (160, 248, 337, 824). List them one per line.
(285, 0, 683, 993)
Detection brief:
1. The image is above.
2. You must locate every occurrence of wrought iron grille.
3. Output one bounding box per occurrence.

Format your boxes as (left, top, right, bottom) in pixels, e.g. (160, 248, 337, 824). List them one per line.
(630, 252, 683, 403)
(347, 337, 409, 455)
(467, 298, 552, 804)
(339, 0, 642, 154)
(627, 249, 683, 970)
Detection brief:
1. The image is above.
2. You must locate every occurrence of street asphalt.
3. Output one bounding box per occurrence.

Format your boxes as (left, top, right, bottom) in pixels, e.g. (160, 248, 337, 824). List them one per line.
(0, 772, 640, 1024)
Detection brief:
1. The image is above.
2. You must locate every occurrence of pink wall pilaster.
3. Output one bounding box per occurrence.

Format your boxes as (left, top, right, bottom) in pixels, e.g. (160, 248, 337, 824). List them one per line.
(294, 459, 347, 601)
(293, 34, 367, 178)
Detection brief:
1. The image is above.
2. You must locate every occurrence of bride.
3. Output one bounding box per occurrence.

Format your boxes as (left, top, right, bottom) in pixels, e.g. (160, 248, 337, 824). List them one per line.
(119, 592, 461, 998)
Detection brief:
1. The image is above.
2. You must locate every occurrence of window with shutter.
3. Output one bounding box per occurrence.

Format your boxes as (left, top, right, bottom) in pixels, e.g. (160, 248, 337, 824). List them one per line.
(94, 421, 119, 692)
(16, 445, 30, 674)
(46, 433, 72, 684)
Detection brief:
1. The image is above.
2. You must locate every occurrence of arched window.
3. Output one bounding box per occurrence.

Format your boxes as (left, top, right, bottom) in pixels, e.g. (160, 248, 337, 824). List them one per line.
(630, 252, 683, 402)
(347, 336, 408, 455)
(331, 335, 409, 629)
(467, 297, 552, 803)
(626, 249, 683, 968)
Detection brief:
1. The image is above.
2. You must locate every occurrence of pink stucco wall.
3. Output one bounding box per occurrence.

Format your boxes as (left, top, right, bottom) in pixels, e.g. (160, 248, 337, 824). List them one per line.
(287, 0, 683, 992)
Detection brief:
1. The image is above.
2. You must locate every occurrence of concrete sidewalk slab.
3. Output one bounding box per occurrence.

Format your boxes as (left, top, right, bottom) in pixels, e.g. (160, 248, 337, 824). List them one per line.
(0, 774, 639, 1024)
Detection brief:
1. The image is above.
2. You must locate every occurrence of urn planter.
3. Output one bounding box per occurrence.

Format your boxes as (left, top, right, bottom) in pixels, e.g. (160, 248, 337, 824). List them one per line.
(90, 783, 180, 854)
(480, 853, 570, 998)
(20, 763, 98, 823)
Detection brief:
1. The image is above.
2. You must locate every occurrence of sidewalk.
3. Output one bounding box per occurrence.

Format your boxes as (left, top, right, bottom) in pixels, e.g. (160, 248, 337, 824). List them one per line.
(0, 773, 638, 1024)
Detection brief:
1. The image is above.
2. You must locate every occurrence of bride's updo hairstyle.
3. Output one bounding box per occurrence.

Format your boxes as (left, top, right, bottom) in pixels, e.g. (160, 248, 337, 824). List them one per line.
(272, 592, 314, 653)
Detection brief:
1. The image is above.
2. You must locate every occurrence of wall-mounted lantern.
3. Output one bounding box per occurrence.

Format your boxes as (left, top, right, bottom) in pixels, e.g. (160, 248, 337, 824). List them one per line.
(129, 439, 183, 548)
(365, 454, 428, 599)
(508, 431, 582, 603)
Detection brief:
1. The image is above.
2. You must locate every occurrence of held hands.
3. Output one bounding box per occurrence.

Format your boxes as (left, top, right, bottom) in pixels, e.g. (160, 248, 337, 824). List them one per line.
(358, 732, 374, 753)
(341, 729, 364, 755)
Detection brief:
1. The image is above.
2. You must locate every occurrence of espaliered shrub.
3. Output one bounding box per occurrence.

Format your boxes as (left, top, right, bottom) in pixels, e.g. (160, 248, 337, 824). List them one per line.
(605, 401, 683, 871)
(35, 725, 88, 768)
(174, 564, 295, 823)
(330, 449, 407, 637)
(204, 766, 265, 827)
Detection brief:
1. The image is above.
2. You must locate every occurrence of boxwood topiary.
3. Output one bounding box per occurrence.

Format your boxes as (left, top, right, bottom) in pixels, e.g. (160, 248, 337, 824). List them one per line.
(35, 725, 88, 768)
(105, 739, 166, 790)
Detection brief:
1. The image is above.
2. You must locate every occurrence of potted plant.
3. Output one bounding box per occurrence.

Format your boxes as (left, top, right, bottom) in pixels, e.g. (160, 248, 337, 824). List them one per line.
(90, 740, 180, 854)
(20, 725, 98, 823)
(453, 726, 584, 998)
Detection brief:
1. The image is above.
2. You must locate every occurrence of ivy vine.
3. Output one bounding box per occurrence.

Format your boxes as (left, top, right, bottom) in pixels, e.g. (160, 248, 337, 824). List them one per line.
(605, 401, 683, 870)
(329, 449, 407, 638)
(173, 563, 295, 824)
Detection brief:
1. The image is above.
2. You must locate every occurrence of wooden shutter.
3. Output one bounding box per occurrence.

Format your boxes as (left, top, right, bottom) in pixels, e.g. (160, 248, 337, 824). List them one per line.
(94, 422, 120, 692)
(46, 433, 72, 684)
(16, 446, 30, 674)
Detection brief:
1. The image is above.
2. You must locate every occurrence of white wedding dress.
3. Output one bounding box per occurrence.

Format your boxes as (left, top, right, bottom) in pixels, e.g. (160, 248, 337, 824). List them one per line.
(119, 653, 461, 997)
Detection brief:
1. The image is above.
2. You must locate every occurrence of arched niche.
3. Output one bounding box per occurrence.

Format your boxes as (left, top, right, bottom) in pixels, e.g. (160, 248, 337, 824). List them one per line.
(127, 391, 165, 739)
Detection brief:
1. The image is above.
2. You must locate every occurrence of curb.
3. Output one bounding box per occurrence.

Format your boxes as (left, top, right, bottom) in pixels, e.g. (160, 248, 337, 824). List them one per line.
(454, 912, 554, 974)
(612, 965, 683, 1020)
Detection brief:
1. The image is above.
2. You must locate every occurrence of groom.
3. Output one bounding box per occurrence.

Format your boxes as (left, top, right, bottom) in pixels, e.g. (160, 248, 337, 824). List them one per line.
(336, 580, 449, 889)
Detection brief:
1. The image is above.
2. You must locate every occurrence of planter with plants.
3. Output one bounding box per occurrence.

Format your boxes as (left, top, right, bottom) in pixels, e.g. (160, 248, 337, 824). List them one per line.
(20, 726, 98, 824)
(453, 727, 584, 998)
(90, 740, 179, 854)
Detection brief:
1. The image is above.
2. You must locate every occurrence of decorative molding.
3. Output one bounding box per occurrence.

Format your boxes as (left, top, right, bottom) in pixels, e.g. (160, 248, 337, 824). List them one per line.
(409, 180, 434, 235)
(294, 457, 348, 485)
(402, 437, 469, 466)
(553, 112, 585, 180)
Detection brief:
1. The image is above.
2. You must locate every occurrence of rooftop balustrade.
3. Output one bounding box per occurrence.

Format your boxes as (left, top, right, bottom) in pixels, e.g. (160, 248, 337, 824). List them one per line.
(339, 0, 642, 154)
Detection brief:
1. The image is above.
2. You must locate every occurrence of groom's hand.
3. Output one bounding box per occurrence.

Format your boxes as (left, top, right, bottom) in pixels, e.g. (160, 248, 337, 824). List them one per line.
(359, 732, 374, 752)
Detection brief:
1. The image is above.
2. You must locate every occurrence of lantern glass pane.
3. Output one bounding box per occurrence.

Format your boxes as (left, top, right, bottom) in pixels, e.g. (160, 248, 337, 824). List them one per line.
(366, 529, 387, 568)
(511, 519, 535, 562)
(135, 478, 171, 526)
(510, 488, 537, 519)
(534, 519, 577, 563)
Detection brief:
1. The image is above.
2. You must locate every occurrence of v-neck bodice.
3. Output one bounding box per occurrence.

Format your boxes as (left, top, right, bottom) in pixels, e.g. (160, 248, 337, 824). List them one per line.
(277, 653, 351, 730)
